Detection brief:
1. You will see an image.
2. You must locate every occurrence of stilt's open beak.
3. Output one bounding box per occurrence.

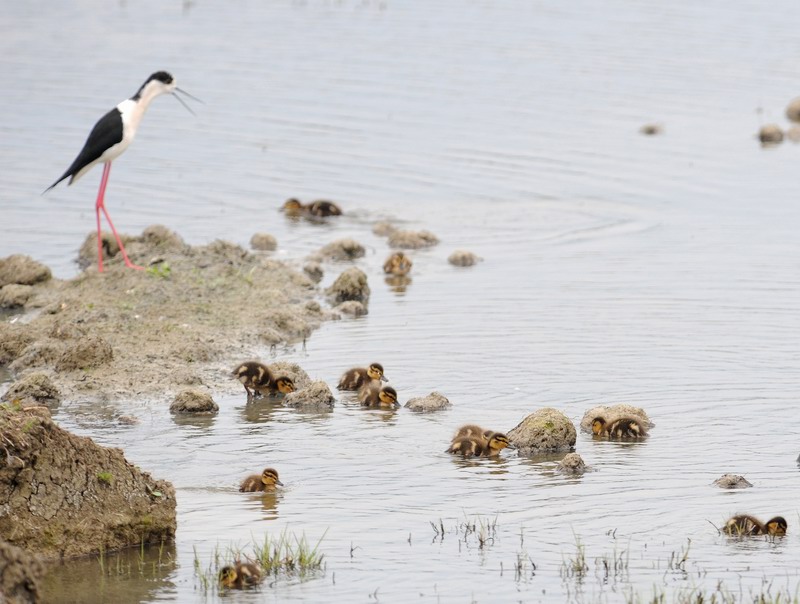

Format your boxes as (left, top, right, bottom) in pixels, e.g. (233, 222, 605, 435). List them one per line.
(172, 87, 203, 116)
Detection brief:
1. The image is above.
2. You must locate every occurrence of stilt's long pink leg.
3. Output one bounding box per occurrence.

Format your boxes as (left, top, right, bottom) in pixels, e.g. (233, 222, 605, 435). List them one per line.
(96, 162, 144, 271)
(95, 163, 112, 272)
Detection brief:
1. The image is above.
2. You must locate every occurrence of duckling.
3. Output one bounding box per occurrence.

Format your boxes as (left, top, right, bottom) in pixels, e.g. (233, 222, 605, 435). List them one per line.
(723, 515, 787, 536)
(383, 252, 413, 276)
(239, 467, 284, 492)
(219, 561, 262, 589)
(337, 363, 387, 391)
(232, 362, 294, 400)
(358, 383, 399, 408)
(281, 198, 342, 217)
(591, 416, 648, 439)
(452, 424, 493, 440)
(447, 433, 511, 457)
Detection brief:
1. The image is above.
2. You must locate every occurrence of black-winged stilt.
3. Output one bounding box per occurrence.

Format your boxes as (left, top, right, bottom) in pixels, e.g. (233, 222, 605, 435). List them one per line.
(45, 71, 198, 272)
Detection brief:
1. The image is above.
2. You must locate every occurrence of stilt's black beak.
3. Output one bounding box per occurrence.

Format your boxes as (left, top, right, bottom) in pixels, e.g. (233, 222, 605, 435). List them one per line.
(172, 87, 203, 116)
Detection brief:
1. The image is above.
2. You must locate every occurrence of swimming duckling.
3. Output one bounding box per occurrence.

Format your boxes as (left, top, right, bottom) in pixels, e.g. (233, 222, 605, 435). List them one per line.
(447, 433, 511, 457)
(452, 424, 493, 440)
(383, 252, 413, 276)
(337, 363, 387, 391)
(232, 362, 294, 400)
(723, 515, 787, 536)
(219, 561, 262, 589)
(281, 198, 342, 217)
(239, 467, 284, 492)
(358, 383, 399, 408)
(591, 416, 648, 439)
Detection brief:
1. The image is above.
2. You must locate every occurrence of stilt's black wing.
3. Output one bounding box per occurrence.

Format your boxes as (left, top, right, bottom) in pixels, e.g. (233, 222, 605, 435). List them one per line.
(45, 107, 124, 192)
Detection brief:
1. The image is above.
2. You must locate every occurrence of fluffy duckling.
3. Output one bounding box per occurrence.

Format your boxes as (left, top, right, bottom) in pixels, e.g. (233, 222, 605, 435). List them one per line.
(358, 383, 399, 408)
(219, 561, 262, 589)
(383, 252, 413, 276)
(591, 416, 648, 439)
(447, 433, 511, 457)
(452, 424, 493, 440)
(281, 198, 342, 217)
(239, 467, 284, 493)
(337, 363, 387, 391)
(723, 515, 787, 536)
(232, 362, 295, 399)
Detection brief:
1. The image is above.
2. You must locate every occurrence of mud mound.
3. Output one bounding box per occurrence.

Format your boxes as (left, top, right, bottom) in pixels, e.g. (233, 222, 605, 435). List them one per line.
(1, 373, 60, 408)
(507, 407, 576, 455)
(388, 229, 439, 249)
(170, 389, 218, 414)
(404, 392, 451, 412)
(326, 268, 370, 306)
(0, 255, 51, 288)
(0, 405, 175, 560)
(0, 538, 44, 604)
(580, 404, 653, 433)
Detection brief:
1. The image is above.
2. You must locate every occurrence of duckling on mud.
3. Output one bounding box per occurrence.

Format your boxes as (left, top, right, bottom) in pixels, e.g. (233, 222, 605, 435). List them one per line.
(337, 363, 387, 391)
(232, 361, 295, 400)
(281, 198, 343, 217)
(358, 383, 399, 408)
(723, 515, 787, 536)
(447, 433, 511, 458)
(239, 467, 284, 492)
(591, 415, 648, 439)
(383, 251, 413, 276)
(219, 561, 263, 589)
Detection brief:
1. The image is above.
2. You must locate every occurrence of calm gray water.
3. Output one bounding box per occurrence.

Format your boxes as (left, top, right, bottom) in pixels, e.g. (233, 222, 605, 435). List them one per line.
(3, 0, 800, 602)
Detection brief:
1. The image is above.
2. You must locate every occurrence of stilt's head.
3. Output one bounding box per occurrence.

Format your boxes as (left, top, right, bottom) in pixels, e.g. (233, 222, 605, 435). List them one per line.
(134, 72, 177, 100)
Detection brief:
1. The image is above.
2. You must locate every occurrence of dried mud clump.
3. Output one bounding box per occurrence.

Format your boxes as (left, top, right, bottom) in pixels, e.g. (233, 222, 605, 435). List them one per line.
(315, 239, 366, 262)
(326, 268, 370, 306)
(0, 406, 176, 559)
(713, 474, 753, 489)
(758, 124, 784, 145)
(556, 452, 587, 475)
(0, 255, 52, 288)
(55, 335, 113, 372)
(284, 380, 335, 411)
(0, 538, 45, 604)
(507, 407, 576, 455)
(335, 301, 368, 317)
(0, 324, 33, 364)
(388, 229, 439, 250)
(580, 404, 653, 433)
(372, 221, 397, 237)
(303, 262, 324, 283)
(267, 361, 312, 390)
(250, 233, 277, 251)
(404, 391, 451, 412)
(1, 373, 60, 408)
(448, 250, 480, 267)
(639, 123, 662, 136)
(169, 389, 219, 415)
(786, 97, 800, 123)
(0, 284, 34, 309)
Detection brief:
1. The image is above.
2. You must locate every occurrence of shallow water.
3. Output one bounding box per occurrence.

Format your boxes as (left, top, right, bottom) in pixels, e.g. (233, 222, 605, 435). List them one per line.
(3, 0, 800, 602)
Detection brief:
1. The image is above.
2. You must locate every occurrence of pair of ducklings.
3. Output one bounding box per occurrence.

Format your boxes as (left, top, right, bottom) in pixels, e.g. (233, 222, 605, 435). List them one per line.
(591, 415, 648, 439)
(383, 252, 413, 276)
(723, 515, 787, 537)
(239, 467, 283, 493)
(219, 561, 262, 589)
(447, 424, 511, 457)
(337, 362, 398, 408)
(233, 361, 295, 401)
(281, 198, 342, 217)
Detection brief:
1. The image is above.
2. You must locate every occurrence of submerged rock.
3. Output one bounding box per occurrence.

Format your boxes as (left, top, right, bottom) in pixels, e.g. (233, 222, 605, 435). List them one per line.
(758, 124, 784, 145)
(639, 123, 662, 136)
(326, 268, 370, 306)
(580, 404, 653, 433)
(284, 380, 335, 411)
(0, 406, 176, 559)
(0, 538, 44, 604)
(250, 233, 278, 251)
(169, 389, 219, 414)
(556, 452, 587, 475)
(507, 408, 576, 455)
(388, 229, 439, 250)
(404, 392, 451, 412)
(1, 373, 60, 408)
(0, 255, 51, 288)
(448, 250, 480, 267)
(713, 474, 753, 489)
(786, 126, 800, 143)
(335, 300, 368, 317)
(372, 221, 397, 237)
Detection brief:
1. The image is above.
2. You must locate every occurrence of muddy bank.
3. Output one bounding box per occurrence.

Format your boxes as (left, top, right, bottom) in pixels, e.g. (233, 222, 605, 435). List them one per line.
(0, 405, 175, 560)
(0, 226, 334, 404)
(0, 538, 44, 604)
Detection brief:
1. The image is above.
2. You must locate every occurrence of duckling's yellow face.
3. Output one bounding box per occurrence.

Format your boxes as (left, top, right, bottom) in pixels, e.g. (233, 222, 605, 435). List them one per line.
(282, 198, 303, 212)
(591, 418, 606, 435)
(219, 566, 238, 588)
(367, 364, 385, 381)
(261, 468, 284, 487)
(489, 433, 510, 451)
(275, 377, 295, 394)
(378, 387, 398, 406)
(767, 517, 788, 536)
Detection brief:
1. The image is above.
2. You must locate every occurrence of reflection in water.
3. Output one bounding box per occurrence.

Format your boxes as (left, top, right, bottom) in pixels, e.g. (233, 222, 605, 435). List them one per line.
(241, 491, 283, 520)
(240, 398, 282, 423)
(385, 275, 412, 294)
(42, 541, 177, 604)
